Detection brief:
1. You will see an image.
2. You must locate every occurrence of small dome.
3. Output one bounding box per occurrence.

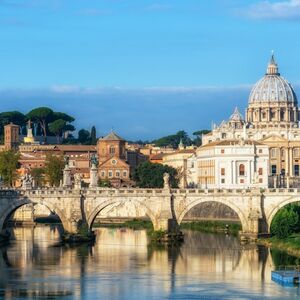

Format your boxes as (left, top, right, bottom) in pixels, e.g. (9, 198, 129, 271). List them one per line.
(248, 54, 297, 105)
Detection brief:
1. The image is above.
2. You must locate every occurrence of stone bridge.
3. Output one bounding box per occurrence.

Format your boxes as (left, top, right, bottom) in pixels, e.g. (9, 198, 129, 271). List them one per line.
(1, 186, 300, 241)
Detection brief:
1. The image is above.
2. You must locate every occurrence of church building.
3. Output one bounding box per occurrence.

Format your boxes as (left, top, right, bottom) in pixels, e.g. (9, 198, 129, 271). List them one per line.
(190, 54, 300, 188)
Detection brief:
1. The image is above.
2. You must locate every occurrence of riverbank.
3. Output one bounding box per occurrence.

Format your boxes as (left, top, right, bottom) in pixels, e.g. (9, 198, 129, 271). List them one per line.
(258, 234, 300, 258)
(93, 219, 153, 230)
(180, 220, 241, 235)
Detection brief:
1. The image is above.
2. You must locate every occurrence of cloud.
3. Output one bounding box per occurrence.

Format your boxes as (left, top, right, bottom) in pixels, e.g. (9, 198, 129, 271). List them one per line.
(245, 0, 300, 20)
(0, 85, 253, 140)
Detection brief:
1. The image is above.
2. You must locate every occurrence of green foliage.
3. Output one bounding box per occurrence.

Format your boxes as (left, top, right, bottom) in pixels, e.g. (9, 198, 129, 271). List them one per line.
(98, 178, 111, 187)
(48, 119, 67, 143)
(30, 168, 45, 187)
(44, 154, 64, 187)
(271, 205, 299, 239)
(0, 150, 20, 187)
(0, 111, 27, 126)
(78, 129, 90, 144)
(90, 126, 97, 145)
(0, 111, 27, 140)
(134, 161, 178, 188)
(192, 129, 211, 146)
(181, 220, 241, 235)
(153, 130, 192, 148)
(27, 107, 54, 141)
(52, 112, 75, 123)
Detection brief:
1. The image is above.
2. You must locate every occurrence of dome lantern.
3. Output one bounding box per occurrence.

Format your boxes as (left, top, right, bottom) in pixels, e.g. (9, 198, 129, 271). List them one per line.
(266, 53, 279, 75)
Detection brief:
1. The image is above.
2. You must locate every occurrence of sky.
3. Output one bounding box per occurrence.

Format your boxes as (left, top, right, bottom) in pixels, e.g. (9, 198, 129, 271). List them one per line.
(0, 0, 300, 140)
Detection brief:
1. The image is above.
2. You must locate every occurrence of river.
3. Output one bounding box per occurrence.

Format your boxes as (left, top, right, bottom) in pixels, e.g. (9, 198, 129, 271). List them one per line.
(0, 225, 299, 299)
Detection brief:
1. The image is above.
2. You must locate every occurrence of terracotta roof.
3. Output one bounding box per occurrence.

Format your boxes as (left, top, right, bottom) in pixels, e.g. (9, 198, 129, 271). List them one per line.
(163, 149, 195, 156)
(150, 153, 165, 160)
(57, 145, 96, 152)
(100, 131, 125, 141)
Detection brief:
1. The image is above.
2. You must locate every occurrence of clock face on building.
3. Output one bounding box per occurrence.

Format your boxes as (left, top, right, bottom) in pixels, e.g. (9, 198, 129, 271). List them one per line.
(111, 159, 117, 165)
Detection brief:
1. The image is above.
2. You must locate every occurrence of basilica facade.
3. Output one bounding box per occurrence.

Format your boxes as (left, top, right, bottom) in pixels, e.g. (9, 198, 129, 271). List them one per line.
(187, 55, 300, 188)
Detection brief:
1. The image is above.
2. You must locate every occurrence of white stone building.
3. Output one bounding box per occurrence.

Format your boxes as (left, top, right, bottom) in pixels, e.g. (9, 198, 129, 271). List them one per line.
(198, 54, 300, 188)
(187, 140, 269, 189)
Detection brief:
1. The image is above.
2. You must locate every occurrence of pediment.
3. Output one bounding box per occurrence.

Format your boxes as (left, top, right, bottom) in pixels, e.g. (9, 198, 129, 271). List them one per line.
(99, 156, 129, 168)
(259, 134, 288, 143)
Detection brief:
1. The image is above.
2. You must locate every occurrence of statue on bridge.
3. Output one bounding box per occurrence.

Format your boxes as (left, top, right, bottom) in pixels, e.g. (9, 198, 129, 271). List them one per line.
(89, 155, 98, 188)
(163, 173, 170, 190)
(74, 173, 83, 190)
(21, 173, 33, 190)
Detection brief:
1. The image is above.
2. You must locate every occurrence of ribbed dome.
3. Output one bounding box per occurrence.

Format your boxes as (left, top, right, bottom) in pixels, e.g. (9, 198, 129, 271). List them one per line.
(248, 55, 297, 105)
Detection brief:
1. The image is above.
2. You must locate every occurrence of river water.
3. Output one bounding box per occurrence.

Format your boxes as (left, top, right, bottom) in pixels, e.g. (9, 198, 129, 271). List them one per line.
(0, 225, 300, 299)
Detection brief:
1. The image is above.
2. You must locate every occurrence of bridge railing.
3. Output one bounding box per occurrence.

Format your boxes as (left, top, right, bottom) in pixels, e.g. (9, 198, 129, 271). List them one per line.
(2, 187, 300, 198)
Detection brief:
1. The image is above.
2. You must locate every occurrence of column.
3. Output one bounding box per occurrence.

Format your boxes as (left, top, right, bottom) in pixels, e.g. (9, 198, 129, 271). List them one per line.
(289, 147, 293, 177)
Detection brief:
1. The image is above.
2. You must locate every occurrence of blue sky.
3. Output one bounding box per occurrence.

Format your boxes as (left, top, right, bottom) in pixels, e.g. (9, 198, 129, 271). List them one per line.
(1, 0, 300, 140)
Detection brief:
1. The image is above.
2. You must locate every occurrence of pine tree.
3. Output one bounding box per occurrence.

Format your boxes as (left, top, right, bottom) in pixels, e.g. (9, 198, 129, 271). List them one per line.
(91, 126, 97, 145)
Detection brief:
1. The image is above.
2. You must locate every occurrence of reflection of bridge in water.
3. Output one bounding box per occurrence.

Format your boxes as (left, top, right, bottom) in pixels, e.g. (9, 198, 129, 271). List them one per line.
(0, 226, 278, 298)
(1, 187, 300, 240)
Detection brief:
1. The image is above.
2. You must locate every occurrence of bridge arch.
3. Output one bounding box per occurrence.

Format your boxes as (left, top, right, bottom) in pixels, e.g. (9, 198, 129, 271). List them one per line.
(87, 198, 157, 230)
(176, 198, 249, 233)
(0, 198, 74, 234)
(266, 195, 300, 231)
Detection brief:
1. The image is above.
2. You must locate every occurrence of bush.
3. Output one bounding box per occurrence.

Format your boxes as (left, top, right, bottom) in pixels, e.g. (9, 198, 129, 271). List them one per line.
(271, 205, 299, 239)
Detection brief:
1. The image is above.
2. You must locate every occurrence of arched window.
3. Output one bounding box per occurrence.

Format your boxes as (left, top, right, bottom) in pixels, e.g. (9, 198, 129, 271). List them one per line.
(109, 146, 115, 155)
(239, 164, 245, 176)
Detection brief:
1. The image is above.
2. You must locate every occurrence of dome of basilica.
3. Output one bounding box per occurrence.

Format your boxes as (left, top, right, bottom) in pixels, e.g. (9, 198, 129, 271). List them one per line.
(248, 54, 297, 105)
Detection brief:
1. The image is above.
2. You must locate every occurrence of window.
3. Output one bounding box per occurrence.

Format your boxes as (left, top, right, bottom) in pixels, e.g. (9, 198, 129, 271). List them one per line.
(294, 148, 300, 158)
(294, 165, 300, 176)
(123, 171, 127, 178)
(221, 149, 225, 154)
(259, 178, 263, 183)
(109, 146, 115, 155)
(258, 168, 263, 176)
(270, 148, 277, 158)
(271, 165, 277, 174)
(108, 171, 113, 177)
(222, 133, 226, 139)
(221, 179, 225, 184)
(240, 179, 244, 183)
(258, 149, 263, 154)
(116, 171, 120, 177)
(221, 168, 225, 176)
(239, 164, 245, 176)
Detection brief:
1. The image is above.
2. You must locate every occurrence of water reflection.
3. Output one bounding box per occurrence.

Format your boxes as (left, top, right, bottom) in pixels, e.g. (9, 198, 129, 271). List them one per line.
(0, 226, 300, 299)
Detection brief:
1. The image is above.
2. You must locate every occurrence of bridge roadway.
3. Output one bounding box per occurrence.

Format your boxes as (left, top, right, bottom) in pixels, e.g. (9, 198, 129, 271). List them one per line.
(0, 186, 300, 240)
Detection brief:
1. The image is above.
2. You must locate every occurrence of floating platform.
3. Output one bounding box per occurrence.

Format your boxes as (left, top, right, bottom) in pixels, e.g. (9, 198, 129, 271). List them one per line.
(272, 269, 300, 286)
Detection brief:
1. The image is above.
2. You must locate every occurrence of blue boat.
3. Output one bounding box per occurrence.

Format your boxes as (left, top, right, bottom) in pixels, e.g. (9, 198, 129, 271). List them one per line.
(272, 266, 300, 286)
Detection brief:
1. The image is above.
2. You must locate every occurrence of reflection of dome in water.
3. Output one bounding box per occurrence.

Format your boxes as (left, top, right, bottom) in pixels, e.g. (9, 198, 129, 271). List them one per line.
(248, 54, 297, 105)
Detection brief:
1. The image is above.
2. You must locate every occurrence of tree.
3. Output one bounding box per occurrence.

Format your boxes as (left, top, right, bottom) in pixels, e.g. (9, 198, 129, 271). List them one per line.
(44, 154, 64, 187)
(193, 129, 211, 147)
(90, 126, 97, 145)
(48, 119, 67, 143)
(52, 112, 75, 123)
(0, 111, 27, 141)
(30, 168, 45, 187)
(152, 130, 192, 149)
(134, 161, 178, 188)
(270, 205, 299, 238)
(0, 150, 20, 187)
(78, 129, 90, 144)
(27, 107, 54, 142)
(0, 111, 27, 126)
